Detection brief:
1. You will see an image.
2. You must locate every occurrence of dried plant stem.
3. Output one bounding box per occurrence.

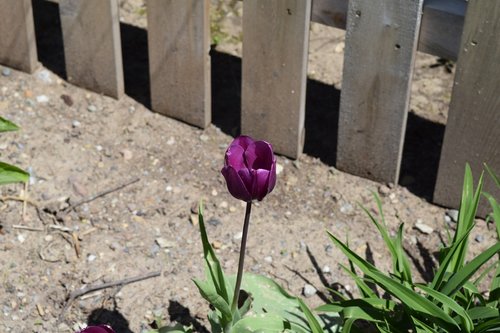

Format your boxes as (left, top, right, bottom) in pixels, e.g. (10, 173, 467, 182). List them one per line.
(231, 201, 252, 314)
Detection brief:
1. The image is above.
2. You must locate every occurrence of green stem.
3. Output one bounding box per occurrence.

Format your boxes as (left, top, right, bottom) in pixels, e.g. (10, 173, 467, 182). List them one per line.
(231, 201, 252, 315)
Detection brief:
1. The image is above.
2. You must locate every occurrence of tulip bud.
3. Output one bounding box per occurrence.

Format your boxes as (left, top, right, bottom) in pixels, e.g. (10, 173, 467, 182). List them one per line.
(77, 325, 115, 333)
(221, 135, 277, 202)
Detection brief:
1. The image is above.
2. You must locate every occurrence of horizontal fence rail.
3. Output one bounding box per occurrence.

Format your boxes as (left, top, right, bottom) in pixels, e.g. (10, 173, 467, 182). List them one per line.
(0, 0, 498, 214)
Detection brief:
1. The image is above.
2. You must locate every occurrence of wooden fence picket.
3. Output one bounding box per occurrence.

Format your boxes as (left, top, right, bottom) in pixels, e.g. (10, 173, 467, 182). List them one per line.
(0, 0, 38, 73)
(336, 0, 424, 183)
(433, 0, 500, 216)
(241, 0, 311, 159)
(59, 0, 124, 98)
(147, 0, 211, 128)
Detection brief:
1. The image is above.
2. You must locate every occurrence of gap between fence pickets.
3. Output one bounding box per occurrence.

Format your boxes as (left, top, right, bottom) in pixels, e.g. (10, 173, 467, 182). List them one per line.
(310, 0, 465, 61)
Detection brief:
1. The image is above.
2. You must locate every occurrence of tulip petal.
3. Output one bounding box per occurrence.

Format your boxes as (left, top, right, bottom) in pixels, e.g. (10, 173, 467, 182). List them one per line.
(79, 325, 115, 333)
(252, 169, 271, 201)
(225, 144, 246, 171)
(221, 166, 252, 202)
(267, 157, 277, 193)
(245, 141, 273, 170)
(232, 135, 254, 150)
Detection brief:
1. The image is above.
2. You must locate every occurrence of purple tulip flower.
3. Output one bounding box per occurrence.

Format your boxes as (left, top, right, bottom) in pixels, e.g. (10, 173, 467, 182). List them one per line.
(221, 135, 277, 202)
(77, 325, 115, 333)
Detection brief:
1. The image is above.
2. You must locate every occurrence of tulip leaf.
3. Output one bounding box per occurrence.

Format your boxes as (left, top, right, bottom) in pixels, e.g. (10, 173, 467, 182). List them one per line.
(231, 313, 292, 333)
(198, 203, 231, 304)
(0, 116, 19, 132)
(0, 161, 29, 185)
(192, 279, 232, 324)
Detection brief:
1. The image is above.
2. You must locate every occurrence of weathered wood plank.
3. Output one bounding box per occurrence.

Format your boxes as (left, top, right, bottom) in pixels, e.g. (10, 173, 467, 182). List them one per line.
(59, 0, 124, 98)
(0, 0, 38, 73)
(147, 0, 211, 128)
(241, 0, 311, 158)
(311, 0, 466, 61)
(433, 0, 500, 216)
(336, 0, 424, 183)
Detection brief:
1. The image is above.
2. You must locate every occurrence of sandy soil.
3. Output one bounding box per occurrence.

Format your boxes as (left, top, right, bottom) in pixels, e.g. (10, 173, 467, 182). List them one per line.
(0, 1, 496, 332)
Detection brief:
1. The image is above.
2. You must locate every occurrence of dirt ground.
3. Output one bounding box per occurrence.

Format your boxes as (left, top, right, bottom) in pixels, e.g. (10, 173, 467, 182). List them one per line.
(0, 1, 496, 332)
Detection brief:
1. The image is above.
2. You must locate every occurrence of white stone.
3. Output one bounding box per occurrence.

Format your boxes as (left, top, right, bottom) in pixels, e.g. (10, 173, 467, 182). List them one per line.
(415, 221, 433, 234)
(303, 284, 317, 297)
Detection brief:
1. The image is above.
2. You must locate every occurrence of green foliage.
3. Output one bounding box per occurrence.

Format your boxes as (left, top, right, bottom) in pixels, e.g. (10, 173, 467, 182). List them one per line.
(0, 117, 28, 185)
(321, 164, 500, 332)
(157, 202, 340, 333)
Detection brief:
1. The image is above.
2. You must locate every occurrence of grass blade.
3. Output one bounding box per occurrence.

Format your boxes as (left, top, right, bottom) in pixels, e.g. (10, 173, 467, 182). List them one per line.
(440, 242, 500, 297)
(327, 232, 459, 330)
(416, 283, 473, 332)
(297, 298, 323, 333)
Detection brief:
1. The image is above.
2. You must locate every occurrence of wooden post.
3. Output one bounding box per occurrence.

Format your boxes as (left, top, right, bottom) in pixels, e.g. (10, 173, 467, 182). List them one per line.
(336, 0, 424, 183)
(59, 0, 124, 98)
(0, 0, 38, 73)
(241, 0, 311, 159)
(433, 0, 500, 216)
(147, 0, 211, 128)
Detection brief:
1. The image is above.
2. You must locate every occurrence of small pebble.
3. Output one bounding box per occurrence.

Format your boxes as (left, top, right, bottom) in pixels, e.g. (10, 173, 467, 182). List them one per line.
(87, 104, 97, 112)
(17, 234, 26, 243)
(233, 232, 243, 240)
(322, 265, 331, 274)
(199, 134, 209, 142)
(1, 67, 11, 77)
(447, 209, 459, 222)
(276, 163, 284, 175)
(415, 220, 433, 234)
(378, 185, 391, 197)
(475, 234, 484, 243)
(340, 203, 353, 214)
(121, 149, 133, 160)
(211, 189, 218, 196)
(190, 214, 199, 226)
(36, 95, 49, 103)
(219, 201, 228, 209)
(264, 256, 273, 264)
(444, 215, 452, 223)
(72, 120, 81, 128)
(207, 218, 221, 227)
(212, 241, 222, 249)
(303, 284, 317, 298)
(61, 94, 73, 106)
(166, 137, 175, 145)
(155, 238, 175, 248)
(36, 70, 52, 83)
(87, 254, 97, 262)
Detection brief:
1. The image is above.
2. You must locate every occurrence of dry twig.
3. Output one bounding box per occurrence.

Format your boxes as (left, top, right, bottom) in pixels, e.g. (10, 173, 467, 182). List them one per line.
(59, 270, 161, 320)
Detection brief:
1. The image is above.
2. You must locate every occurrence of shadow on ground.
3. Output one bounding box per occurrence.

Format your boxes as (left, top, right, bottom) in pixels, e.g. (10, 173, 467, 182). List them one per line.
(168, 300, 209, 333)
(31, 0, 445, 200)
(87, 308, 133, 333)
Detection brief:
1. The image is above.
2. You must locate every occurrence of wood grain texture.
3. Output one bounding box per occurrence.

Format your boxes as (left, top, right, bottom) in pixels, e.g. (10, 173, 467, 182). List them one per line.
(433, 0, 500, 216)
(241, 0, 311, 159)
(311, 0, 465, 61)
(336, 0, 424, 183)
(147, 0, 211, 128)
(59, 0, 124, 98)
(0, 0, 38, 73)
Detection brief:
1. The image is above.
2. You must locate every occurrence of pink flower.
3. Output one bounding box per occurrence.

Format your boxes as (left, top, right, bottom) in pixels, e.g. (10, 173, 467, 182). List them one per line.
(221, 136, 277, 202)
(77, 325, 115, 333)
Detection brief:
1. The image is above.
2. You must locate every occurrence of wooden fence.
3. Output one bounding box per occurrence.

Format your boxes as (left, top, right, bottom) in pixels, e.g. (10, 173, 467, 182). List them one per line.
(0, 0, 498, 213)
